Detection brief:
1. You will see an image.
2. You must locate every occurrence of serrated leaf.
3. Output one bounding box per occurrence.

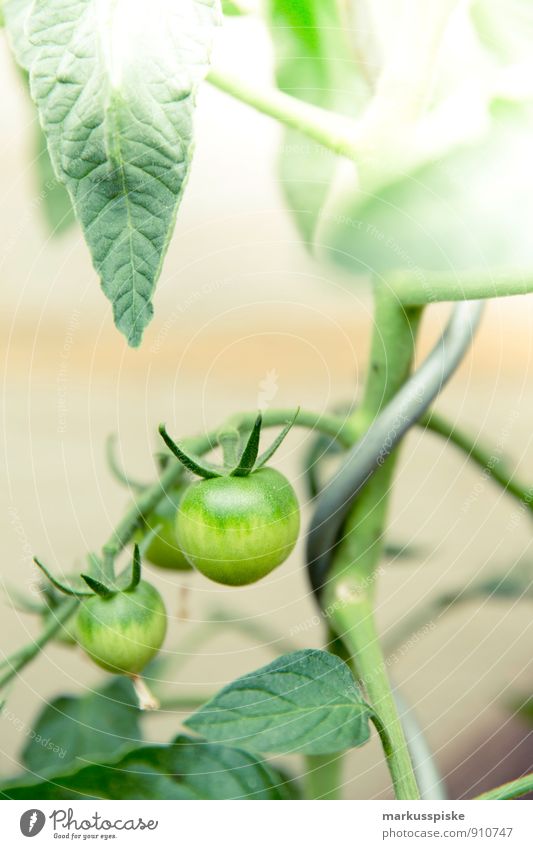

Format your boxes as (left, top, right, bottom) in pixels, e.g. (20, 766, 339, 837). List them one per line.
(3, 735, 291, 800)
(22, 677, 141, 774)
(185, 649, 372, 755)
(34, 122, 76, 235)
(6, 0, 220, 346)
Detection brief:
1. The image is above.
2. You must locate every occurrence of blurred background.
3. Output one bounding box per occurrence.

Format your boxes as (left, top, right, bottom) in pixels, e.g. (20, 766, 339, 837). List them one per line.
(2, 6, 533, 798)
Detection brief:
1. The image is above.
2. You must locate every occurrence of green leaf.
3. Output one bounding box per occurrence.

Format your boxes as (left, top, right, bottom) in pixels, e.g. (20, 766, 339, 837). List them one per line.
(255, 408, 299, 469)
(267, 0, 365, 243)
(3, 735, 291, 800)
(34, 122, 75, 236)
(158, 424, 223, 479)
(230, 413, 262, 476)
(185, 649, 372, 755)
(325, 101, 533, 276)
(21, 677, 142, 774)
(6, 0, 220, 347)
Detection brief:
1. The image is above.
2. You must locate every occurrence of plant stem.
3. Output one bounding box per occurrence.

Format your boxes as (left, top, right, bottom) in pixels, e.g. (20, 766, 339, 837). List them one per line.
(388, 269, 533, 307)
(393, 687, 447, 800)
(330, 592, 419, 800)
(206, 68, 359, 159)
(304, 754, 343, 800)
(326, 288, 423, 592)
(421, 409, 533, 511)
(322, 287, 423, 799)
(0, 598, 78, 690)
(476, 773, 533, 800)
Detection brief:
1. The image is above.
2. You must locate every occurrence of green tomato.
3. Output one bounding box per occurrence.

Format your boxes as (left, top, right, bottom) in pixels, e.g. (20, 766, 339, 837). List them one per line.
(136, 488, 192, 571)
(76, 580, 167, 675)
(176, 467, 300, 586)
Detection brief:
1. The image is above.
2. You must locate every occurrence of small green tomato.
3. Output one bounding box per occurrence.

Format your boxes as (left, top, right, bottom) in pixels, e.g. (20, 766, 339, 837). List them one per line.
(137, 487, 192, 571)
(75, 580, 167, 675)
(176, 467, 300, 586)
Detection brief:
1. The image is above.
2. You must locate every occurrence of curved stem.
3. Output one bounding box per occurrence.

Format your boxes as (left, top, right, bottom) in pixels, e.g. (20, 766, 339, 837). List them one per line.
(420, 409, 533, 511)
(476, 773, 533, 800)
(388, 269, 533, 307)
(206, 68, 358, 160)
(307, 298, 483, 597)
(105, 434, 147, 491)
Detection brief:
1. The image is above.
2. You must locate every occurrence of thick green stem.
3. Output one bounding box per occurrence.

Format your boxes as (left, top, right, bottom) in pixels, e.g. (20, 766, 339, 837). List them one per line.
(330, 592, 420, 800)
(421, 409, 533, 511)
(327, 288, 423, 591)
(304, 754, 343, 800)
(388, 269, 533, 306)
(324, 286, 423, 799)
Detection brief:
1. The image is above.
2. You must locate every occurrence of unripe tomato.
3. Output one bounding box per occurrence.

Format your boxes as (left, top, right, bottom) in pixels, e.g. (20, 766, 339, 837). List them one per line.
(176, 467, 300, 586)
(75, 580, 167, 674)
(138, 488, 191, 571)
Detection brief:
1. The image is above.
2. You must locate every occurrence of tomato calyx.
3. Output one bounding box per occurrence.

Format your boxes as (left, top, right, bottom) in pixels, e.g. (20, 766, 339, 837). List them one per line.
(33, 542, 143, 601)
(159, 408, 299, 480)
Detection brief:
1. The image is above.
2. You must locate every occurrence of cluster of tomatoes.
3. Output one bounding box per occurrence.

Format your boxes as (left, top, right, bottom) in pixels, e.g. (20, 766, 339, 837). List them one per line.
(52, 422, 301, 682)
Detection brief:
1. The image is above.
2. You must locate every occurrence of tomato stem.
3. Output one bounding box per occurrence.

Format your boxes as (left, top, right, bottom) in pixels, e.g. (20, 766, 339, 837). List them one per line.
(329, 583, 420, 799)
(131, 675, 159, 711)
(323, 288, 423, 800)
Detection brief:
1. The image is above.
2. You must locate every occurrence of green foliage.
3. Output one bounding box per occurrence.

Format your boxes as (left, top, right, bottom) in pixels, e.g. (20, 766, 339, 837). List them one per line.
(4, 0, 220, 346)
(186, 649, 372, 754)
(324, 102, 533, 276)
(2, 735, 293, 800)
(267, 0, 364, 243)
(34, 123, 75, 235)
(21, 677, 141, 774)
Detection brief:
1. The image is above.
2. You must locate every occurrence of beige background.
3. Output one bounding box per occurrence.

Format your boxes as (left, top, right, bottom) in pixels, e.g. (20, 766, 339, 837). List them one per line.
(2, 16, 533, 798)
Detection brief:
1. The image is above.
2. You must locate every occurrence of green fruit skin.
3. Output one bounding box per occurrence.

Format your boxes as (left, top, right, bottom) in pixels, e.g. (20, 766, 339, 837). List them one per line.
(176, 467, 300, 586)
(137, 489, 192, 571)
(75, 580, 167, 675)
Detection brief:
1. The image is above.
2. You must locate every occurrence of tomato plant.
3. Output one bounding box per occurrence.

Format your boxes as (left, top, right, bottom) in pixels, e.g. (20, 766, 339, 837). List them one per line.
(3, 0, 533, 808)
